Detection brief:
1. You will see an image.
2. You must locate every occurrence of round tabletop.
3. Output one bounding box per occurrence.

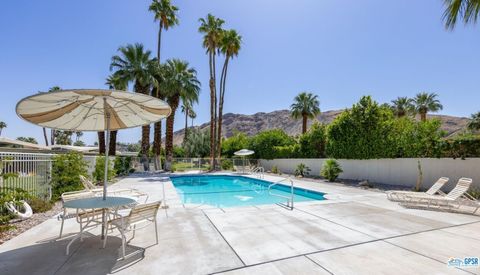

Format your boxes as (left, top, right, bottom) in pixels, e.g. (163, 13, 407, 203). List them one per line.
(64, 196, 136, 209)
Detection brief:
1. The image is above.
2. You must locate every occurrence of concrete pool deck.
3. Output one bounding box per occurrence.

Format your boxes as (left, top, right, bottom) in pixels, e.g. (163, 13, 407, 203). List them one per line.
(1, 173, 480, 274)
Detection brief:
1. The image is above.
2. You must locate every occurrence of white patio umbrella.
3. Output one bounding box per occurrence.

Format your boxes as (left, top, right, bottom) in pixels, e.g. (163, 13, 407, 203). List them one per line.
(234, 149, 254, 173)
(16, 89, 171, 200)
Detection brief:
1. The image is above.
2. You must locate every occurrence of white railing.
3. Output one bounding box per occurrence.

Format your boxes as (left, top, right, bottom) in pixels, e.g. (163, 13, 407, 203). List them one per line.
(268, 177, 294, 210)
(0, 152, 53, 200)
(251, 166, 265, 178)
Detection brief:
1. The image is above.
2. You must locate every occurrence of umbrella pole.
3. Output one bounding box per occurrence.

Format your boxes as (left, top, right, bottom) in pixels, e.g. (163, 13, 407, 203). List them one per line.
(101, 100, 111, 239)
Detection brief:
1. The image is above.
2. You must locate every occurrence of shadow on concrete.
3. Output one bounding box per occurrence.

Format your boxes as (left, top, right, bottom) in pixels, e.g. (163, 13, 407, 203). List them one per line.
(0, 233, 145, 275)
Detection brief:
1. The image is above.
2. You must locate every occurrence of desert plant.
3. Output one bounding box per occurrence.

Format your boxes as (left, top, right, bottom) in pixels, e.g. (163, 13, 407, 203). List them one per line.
(294, 163, 311, 177)
(321, 159, 343, 182)
(27, 197, 53, 213)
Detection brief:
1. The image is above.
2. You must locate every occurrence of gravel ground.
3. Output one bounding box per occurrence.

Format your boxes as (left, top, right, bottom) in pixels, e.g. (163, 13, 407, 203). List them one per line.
(0, 202, 62, 245)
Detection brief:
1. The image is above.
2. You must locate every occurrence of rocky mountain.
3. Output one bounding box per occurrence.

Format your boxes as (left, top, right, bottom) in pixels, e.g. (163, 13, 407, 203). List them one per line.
(172, 109, 470, 145)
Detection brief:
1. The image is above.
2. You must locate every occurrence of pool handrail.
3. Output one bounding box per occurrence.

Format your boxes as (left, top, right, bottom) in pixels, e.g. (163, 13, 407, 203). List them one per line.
(251, 166, 265, 179)
(268, 177, 294, 210)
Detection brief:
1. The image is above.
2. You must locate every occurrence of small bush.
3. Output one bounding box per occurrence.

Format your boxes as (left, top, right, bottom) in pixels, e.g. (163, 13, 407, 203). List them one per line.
(27, 197, 53, 213)
(321, 159, 343, 182)
(93, 156, 116, 183)
(114, 156, 132, 176)
(294, 163, 311, 177)
(221, 159, 233, 170)
(271, 165, 279, 174)
(51, 152, 88, 200)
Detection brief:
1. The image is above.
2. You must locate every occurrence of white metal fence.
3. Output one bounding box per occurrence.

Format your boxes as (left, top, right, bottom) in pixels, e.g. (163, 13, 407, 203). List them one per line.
(130, 157, 260, 172)
(0, 152, 53, 200)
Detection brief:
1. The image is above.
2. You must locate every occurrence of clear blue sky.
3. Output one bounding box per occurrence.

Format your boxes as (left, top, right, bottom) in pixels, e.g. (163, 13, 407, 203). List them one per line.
(0, 0, 479, 145)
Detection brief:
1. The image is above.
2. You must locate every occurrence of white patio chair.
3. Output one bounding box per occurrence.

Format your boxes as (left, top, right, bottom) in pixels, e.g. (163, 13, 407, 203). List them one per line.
(386, 177, 449, 202)
(80, 175, 148, 203)
(401, 178, 479, 214)
(103, 201, 161, 259)
(58, 190, 97, 238)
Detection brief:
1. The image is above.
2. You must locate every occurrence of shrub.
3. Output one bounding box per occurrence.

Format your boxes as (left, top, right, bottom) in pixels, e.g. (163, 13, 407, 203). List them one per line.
(222, 131, 250, 157)
(114, 156, 132, 176)
(294, 163, 311, 177)
(298, 122, 326, 158)
(321, 159, 343, 182)
(221, 159, 233, 170)
(93, 156, 116, 183)
(326, 96, 396, 159)
(271, 165, 279, 174)
(249, 129, 295, 159)
(0, 188, 33, 224)
(51, 152, 88, 201)
(273, 144, 299, 158)
(27, 197, 53, 213)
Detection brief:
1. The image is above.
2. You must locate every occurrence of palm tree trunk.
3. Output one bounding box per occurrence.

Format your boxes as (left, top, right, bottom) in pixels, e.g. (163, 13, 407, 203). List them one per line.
(153, 23, 163, 171)
(153, 121, 162, 170)
(136, 82, 151, 171)
(420, 112, 427, 122)
(212, 51, 218, 170)
(209, 51, 216, 170)
(302, 114, 307, 134)
(217, 56, 229, 162)
(43, 128, 49, 146)
(109, 130, 117, 156)
(184, 107, 188, 143)
(50, 129, 55, 145)
(98, 131, 105, 154)
(165, 96, 180, 171)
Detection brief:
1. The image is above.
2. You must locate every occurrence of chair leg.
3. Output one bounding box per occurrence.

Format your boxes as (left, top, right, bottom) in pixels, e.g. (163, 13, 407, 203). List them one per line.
(59, 217, 65, 238)
(154, 220, 159, 245)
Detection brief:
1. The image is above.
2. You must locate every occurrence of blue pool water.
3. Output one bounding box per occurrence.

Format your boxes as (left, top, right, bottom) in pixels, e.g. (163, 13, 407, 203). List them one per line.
(170, 175, 326, 208)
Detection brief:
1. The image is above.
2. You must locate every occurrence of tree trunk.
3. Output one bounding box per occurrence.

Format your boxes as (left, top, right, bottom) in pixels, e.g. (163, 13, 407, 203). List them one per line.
(302, 114, 307, 134)
(152, 22, 163, 171)
(98, 131, 105, 154)
(43, 128, 49, 146)
(165, 96, 180, 171)
(109, 130, 117, 156)
(209, 51, 216, 170)
(184, 107, 188, 143)
(217, 57, 229, 162)
(153, 121, 162, 170)
(50, 129, 55, 145)
(136, 82, 151, 171)
(420, 112, 427, 122)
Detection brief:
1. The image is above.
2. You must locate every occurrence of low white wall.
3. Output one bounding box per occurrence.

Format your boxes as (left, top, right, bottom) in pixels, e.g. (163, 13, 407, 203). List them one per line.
(259, 158, 480, 191)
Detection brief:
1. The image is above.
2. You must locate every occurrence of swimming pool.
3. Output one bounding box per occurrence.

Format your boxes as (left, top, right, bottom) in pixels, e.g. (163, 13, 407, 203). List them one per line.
(170, 175, 325, 208)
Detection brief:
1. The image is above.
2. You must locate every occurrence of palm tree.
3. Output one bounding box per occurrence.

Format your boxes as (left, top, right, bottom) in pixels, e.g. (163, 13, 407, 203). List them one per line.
(110, 43, 157, 169)
(413, 92, 443, 122)
(443, 0, 480, 29)
(105, 73, 128, 156)
(181, 100, 192, 143)
(0, 121, 6, 136)
(199, 14, 225, 169)
(149, 0, 179, 170)
(391, 97, 415, 118)
(163, 59, 200, 170)
(217, 29, 242, 160)
(468, 112, 480, 131)
(290, 92, 321, 134)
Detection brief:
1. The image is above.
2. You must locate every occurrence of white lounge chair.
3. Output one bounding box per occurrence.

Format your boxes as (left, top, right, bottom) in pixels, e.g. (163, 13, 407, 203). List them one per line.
(80, 175, 148, 203)
(401, 178, 479, 214)
(103, 201, 161, 259)
(386, 177, 449, 202)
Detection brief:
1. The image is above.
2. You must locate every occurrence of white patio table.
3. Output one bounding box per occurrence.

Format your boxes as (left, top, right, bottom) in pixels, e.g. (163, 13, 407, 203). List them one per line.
(64, 196, 136, 255)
